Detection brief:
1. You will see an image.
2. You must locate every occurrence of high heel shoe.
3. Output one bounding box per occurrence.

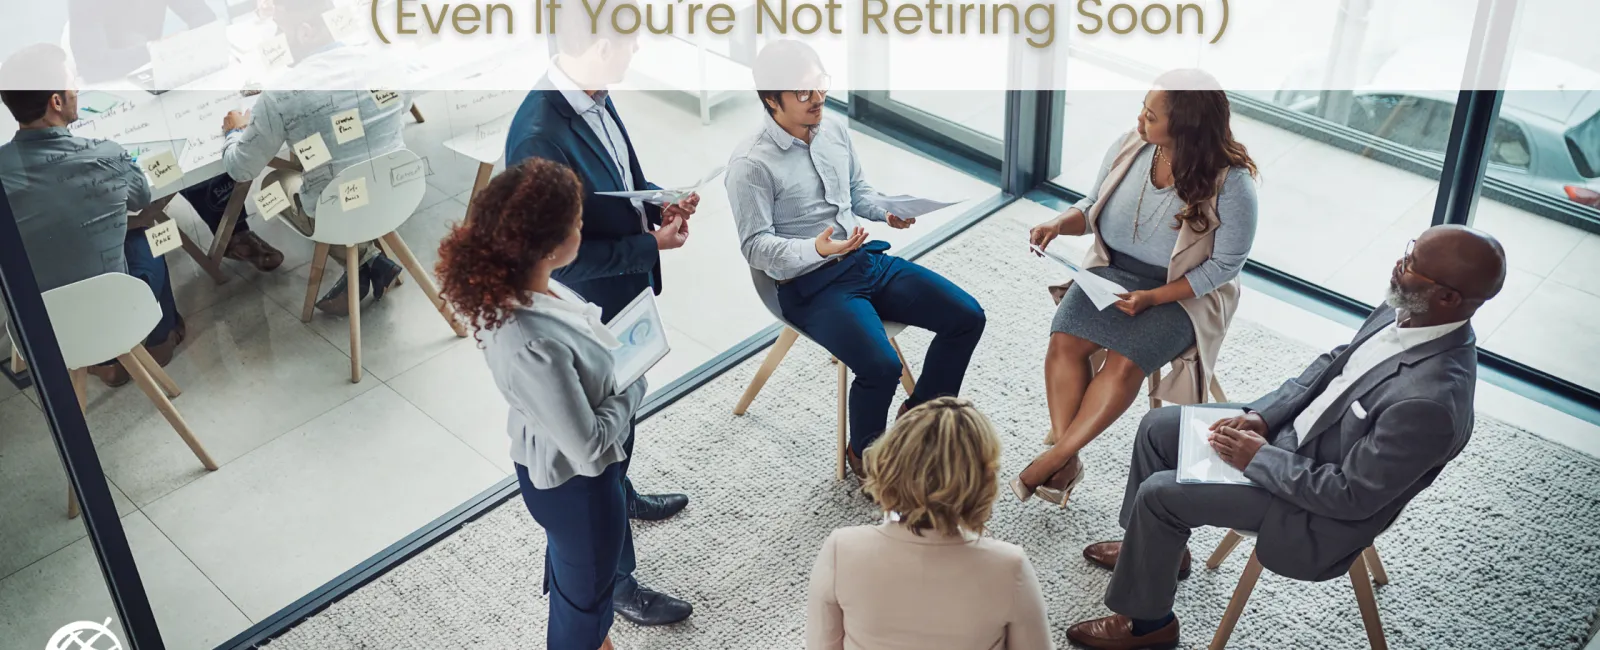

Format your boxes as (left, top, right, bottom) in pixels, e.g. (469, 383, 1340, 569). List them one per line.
(1010, 454, 1085, 508)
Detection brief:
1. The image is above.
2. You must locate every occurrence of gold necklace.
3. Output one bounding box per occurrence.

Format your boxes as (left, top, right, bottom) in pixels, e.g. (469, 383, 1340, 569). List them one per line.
(1133, 146, 1177, 243)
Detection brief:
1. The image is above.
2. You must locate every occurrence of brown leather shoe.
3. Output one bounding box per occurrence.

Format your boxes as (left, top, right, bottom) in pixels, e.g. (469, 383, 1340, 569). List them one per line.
(1083, 541, 1192, 580)
(144, 328, 182, 368)
(87, 362, 130, 387)
(844, 448, 866, 480)
(225, 232, 285, 272)
(1066, 614, 1179, 650)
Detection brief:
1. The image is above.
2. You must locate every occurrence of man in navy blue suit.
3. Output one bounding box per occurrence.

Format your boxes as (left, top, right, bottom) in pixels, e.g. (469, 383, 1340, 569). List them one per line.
(504, 5, 698, 627)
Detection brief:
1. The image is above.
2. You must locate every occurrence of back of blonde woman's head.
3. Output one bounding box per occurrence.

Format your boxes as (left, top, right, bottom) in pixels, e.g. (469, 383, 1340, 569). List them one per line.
(863, 397, 1002, 537)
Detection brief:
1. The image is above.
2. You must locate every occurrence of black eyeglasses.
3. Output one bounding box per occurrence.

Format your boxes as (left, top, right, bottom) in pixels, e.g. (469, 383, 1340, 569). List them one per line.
(1402, 239, 1461, 295)
(794, 75, 832, 103)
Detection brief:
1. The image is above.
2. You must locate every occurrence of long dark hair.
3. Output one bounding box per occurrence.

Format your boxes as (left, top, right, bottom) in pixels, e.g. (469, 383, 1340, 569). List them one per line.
(1155, 69, 1257, 234)
(435, 159, 583, 334)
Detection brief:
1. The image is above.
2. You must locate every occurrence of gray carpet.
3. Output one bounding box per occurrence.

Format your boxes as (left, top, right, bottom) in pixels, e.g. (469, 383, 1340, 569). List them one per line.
(266, 214, 1600, 650)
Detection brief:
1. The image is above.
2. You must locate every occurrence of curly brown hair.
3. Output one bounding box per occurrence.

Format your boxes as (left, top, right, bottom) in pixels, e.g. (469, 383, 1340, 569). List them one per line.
(1155, 68, 1259, 234)
(435, 159, 583, 334)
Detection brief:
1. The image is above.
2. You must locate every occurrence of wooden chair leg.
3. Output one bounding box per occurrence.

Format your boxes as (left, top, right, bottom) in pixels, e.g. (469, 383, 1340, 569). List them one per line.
(1208, 549, 1264, 650)
(734, 328, 799, 415)
(1207, 529, 1245, 569)
(67, 485, 80, 519)
(1147, 371, 1162, 409)
(118, 353, 217, 470)
(410, 104, 426, 123)
(130, 345, 180, 398)
(382, 232, 467, 337)
(1364, 546, 1389, 586)
(463, 162, 493, 224)
(1349, 552, 1389, 650)
(889, 337, 915, 396)
(1209, 374, 1229, 403)
(346, 247, 362, 383)
(836, 359, 848, 481)
(67, 367, 88, 518)
(302, 243, 332, 322)
(10, 346, 25, 374)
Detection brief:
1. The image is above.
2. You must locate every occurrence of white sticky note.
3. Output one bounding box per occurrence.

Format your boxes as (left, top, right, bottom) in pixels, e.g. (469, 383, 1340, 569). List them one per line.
(323, 6, 360, 40)
(146, 220, 182, 257)
(253, 181, 291, 221)
(139, 151, 183, 189)
(293, 133, 332, 171)
(260, 34, 294, 70)
(339, 177, 370, 211)
(331, 108, 365, 145)
(371, 90, 401, 109)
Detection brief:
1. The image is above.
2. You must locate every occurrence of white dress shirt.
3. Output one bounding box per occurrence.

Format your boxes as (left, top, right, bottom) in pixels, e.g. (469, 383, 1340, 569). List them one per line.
(547, 62, 646, 229)
(1292, 318, 1468, 446)
(530, 281, 622, 350)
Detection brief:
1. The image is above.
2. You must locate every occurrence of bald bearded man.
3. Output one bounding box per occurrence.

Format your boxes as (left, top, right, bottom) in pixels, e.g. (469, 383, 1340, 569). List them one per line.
(1066, 225, 1508, 650)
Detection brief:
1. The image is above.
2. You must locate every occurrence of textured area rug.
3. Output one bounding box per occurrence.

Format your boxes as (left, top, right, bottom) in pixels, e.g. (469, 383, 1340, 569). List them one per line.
(266, 214, 1600, 650)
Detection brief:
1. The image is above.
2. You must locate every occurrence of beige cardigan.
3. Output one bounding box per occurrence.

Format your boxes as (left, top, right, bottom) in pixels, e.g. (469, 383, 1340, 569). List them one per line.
(805, 523, 1054, 650)
(1051, 130, 1241, 406)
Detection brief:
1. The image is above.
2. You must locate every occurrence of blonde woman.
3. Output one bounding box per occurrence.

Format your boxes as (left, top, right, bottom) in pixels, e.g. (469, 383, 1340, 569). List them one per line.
(805, 398, 1053, 650)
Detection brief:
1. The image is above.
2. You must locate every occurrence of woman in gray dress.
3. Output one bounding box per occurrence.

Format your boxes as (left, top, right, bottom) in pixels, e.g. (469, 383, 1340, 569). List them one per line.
(1013, 69, 1259, 506)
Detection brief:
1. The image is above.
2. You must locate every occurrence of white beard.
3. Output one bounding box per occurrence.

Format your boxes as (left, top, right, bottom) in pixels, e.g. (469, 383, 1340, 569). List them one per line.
(1385, 282, 1431, 315)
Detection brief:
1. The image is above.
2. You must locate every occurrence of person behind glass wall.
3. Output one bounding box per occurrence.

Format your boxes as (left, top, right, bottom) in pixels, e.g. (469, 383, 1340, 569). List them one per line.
(1015, 69, 1259, 507)
(216, 0, 411, 315)
(503, 0, 696, 627)
(726, 40, 987, 478)
(805, 397, 1053, 650)
(436, 159, 647, 650)
(65, 0, 291, 272)
(0, 44, 184, 387)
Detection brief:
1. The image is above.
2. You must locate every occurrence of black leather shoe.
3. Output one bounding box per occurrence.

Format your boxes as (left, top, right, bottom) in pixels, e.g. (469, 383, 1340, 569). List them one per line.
(628, 492, 689, 521)
(613, 578, 693, 626)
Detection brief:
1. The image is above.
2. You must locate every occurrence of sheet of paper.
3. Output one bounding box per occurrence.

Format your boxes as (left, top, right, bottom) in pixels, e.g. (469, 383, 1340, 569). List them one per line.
(253, 181, 291, 220)
(866, 193, 962, 219)
(260, 34, 295, 71)
(606, 289, 671, 388)
(294, 133, 332, 171)
(139, 151, 184, 189)
(339, 177, 370, 211)
(1177, 406, 1255, 485)
(1029, 244, 1128, 310)
(145, 220, 182, 257)
(331, 108, 365, 144)
(594, 165, 726, 205)
(371, 89, 401, 109)
(148, 22, 229, 90)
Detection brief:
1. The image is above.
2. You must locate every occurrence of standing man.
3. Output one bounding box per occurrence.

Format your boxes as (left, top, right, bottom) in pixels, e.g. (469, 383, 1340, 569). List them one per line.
(503, 1, 696, 627)
(726, 40, 987, 477)
(1066, 225, 1507, 649)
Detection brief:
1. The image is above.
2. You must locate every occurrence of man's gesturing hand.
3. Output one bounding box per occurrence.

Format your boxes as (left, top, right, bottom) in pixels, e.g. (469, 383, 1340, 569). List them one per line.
(815, 226, 868, 257)
(1209, 425, 1267, 471)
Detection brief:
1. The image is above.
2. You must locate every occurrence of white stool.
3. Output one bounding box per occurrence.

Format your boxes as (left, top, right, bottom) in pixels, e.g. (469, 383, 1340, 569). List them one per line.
(287, 149, 467, 383)
(733, 268, 915, 480)
(1206, 529, 1390, 650)
(42, 273, 218, 518)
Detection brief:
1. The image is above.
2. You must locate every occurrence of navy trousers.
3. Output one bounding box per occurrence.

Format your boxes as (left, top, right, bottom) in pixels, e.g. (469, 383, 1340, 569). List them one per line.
(121, 228, 180, 346)
(778, 244, 986, 455)
(181, 174, 251, 236)
(516, 431, 637, 650)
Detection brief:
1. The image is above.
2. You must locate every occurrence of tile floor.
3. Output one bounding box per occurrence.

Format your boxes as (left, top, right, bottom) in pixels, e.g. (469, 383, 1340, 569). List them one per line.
(2, 88, 1597, 650)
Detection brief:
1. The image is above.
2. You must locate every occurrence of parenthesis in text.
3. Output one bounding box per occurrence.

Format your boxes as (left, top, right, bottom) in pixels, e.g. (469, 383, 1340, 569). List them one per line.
(1210, 0, 1228, 44)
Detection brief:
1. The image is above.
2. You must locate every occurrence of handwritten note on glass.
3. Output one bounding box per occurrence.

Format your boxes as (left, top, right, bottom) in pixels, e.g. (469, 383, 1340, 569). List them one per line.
(332, 108, 365, 145)
(254, 181, 292, 221)
(146, 220, 182, 257)
(390, 158, 429, 187)
(340, 177, 370, 211)
(294, 133, 333, 171)
(140, 151, 184, 189)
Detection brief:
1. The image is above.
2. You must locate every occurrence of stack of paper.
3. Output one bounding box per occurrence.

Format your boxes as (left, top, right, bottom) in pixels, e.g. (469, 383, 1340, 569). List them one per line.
(597, 166, 727, 205)
(1029, 244, 1129, 310)
(1177, 405, 1255, 485)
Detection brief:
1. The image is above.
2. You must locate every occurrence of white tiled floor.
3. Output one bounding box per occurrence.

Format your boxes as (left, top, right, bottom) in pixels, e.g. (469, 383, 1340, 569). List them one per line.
(2, 89, 1597, 649)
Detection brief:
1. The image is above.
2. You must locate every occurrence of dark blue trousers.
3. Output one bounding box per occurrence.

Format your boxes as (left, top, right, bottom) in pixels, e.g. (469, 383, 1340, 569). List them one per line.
(516, 431, 637, 650)
(122, 228, 180, 345)
(778, 245, 986, 455)
(181, 174, 251, 236)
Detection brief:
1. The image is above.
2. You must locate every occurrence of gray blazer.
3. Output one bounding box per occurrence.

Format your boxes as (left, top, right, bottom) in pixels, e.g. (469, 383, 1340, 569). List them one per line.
(482, 305, 647, 490)
(1243, 304, 1476, 581)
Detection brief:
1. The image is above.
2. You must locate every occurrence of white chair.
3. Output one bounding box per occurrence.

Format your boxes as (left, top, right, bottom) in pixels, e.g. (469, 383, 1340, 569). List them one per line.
(1204, 529, 1390, 650)
(732, 268, 916, 480)
(42, 273, 218, 518)
(292, 149, 467, 382)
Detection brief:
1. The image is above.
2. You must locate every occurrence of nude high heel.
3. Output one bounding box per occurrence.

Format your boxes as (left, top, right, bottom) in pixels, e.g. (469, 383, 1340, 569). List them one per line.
(1010, 454, 1084, 509)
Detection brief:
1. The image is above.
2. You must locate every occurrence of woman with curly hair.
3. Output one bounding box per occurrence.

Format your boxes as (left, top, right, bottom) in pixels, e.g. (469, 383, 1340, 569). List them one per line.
(804, 397, 1052, 650)
(436, 158, 645, 650)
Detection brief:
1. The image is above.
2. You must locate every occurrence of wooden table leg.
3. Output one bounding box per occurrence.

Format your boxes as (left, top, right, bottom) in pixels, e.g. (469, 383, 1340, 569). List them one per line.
(205, 181, 252, 267)
(346, 247, 363, 383)
(410, 105, 427, 123)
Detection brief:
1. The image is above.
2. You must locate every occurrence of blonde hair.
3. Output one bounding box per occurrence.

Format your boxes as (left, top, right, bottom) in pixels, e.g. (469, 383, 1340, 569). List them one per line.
(863, 397, 1002, 537)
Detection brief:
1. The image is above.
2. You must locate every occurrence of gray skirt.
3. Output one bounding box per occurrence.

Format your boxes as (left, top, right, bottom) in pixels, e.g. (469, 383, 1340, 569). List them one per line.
(1050, 251, 1196, 374)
